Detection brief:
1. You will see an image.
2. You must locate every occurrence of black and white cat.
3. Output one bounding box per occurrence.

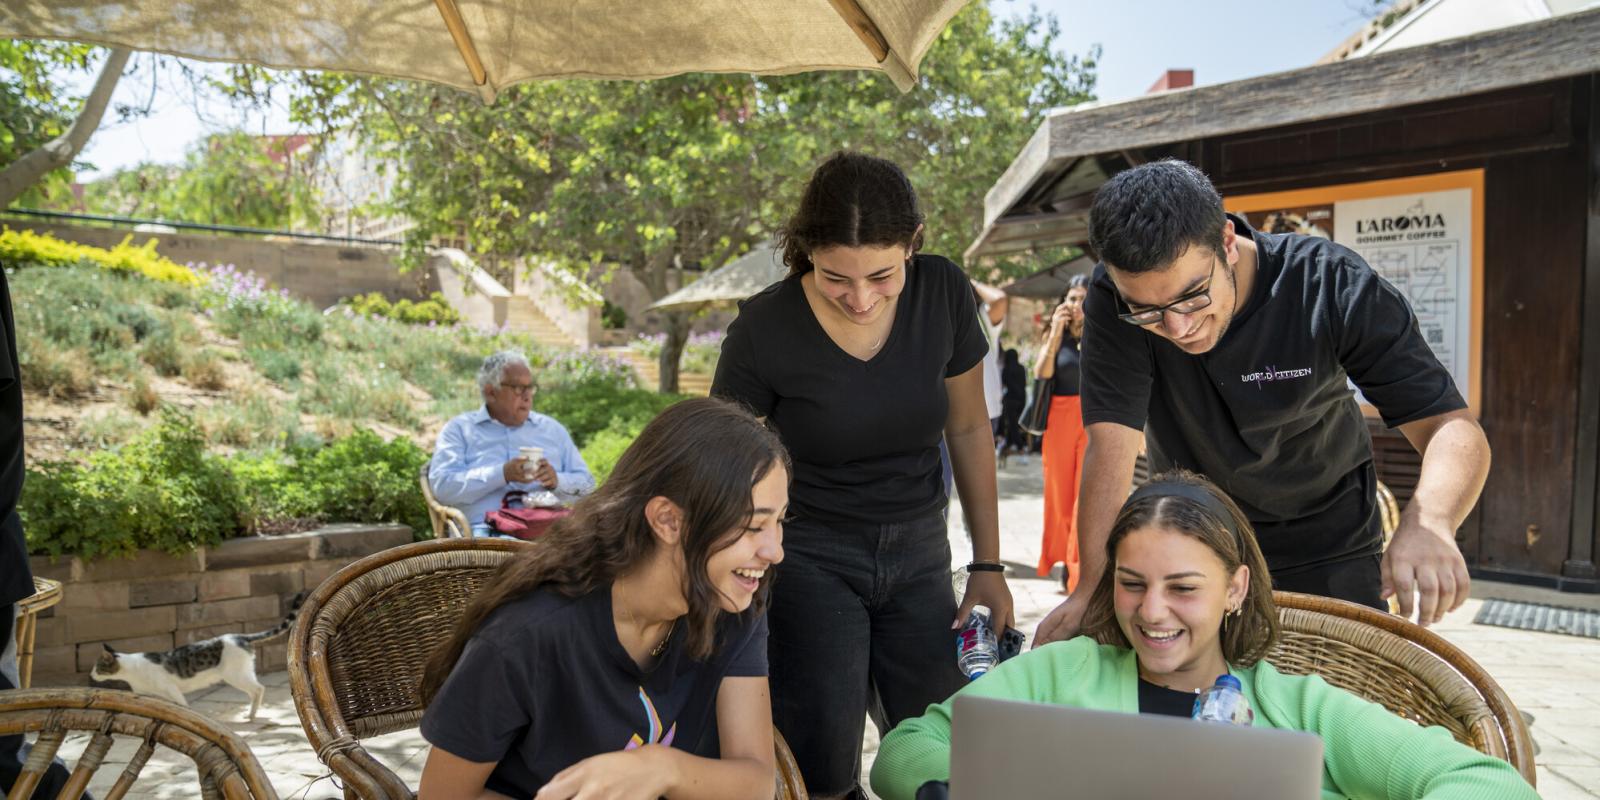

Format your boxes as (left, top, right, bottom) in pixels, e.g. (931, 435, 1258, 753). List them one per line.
(91, 592, 305, 720)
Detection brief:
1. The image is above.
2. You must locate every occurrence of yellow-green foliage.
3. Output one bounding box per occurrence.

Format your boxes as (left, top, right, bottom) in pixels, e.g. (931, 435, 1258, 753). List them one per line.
(0, 227, 204, 286)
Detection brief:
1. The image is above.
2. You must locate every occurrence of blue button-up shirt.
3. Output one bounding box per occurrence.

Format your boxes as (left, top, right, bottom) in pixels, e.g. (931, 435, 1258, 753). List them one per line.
(428, 406, 595, 527)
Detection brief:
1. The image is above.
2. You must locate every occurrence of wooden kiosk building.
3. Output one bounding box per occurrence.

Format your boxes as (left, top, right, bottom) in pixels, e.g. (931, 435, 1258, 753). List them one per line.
(969, 11, 1600, 591)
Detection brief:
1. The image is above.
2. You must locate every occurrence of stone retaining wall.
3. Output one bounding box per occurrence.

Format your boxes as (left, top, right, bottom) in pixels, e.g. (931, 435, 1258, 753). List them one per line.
(25, 523, 414, 686)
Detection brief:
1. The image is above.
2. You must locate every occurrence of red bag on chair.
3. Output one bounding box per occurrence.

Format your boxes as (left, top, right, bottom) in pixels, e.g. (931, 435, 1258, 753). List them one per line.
(484, 491, 571, 540)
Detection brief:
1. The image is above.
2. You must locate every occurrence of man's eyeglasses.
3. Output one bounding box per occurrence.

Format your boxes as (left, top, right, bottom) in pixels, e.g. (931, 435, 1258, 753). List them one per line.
(1116, 259, 1217, 326)
(500, 382, 537, 398)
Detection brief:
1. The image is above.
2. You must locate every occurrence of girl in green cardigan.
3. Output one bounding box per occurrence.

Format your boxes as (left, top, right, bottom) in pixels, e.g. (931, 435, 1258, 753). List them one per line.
(871, 471, 1538, 800)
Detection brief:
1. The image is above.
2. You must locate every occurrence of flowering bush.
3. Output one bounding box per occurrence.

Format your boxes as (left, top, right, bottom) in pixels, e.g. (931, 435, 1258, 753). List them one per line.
(0, 227, 203, 286)
(194, 261, 324, 348)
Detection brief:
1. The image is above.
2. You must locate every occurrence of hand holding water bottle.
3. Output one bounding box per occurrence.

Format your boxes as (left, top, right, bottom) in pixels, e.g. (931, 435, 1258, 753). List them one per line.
(956, 606, 1000, 680)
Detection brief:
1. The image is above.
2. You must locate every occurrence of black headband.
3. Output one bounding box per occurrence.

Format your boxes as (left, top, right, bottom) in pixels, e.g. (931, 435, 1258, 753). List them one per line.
(1126, 481, 1245, 550)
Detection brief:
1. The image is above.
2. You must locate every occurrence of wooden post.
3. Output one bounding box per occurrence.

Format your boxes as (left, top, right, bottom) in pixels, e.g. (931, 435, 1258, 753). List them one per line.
(1568, 73, 1600, 585)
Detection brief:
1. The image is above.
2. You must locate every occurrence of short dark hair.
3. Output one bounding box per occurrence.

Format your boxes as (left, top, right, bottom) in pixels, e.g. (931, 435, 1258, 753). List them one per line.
(1088, 159, 1225, 274)
(779, 151, 925, 276)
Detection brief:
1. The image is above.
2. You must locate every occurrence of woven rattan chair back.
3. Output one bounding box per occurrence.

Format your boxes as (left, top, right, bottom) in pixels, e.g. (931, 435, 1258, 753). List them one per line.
(0, 688, 277, 799)
(13, 576, 63, 689)
(1267, 591, 1536, 787)
(290, 537, 523, 799)
(418, 461, 471, 539)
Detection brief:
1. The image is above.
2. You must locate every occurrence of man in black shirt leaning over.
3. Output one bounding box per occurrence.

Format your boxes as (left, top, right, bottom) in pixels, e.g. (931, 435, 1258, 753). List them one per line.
(1035, 160, 1490, 646)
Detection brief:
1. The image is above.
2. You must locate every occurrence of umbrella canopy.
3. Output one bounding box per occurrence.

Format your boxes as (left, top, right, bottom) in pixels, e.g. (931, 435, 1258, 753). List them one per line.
(0, 0, 968, 99)
(649, 244, 786, 312)
(1002, 254, 1093, 299)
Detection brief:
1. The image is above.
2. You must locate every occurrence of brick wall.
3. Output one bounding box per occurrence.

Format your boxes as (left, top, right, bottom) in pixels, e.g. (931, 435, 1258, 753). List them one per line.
(25, 523, 413, 686)
(9, 221, 438, 309)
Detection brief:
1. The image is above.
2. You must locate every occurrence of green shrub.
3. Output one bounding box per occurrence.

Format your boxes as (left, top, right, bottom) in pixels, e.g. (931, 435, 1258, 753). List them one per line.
(182, 349, 229, 391)
(248, 346, 303, 383)
(140, 328, 186, 376)
(338, 291, 461, 326)
(20, 408, 243, 559)
(128, 374, 160, 416)
(580, 419, 642, 484)
(286, 429, 429, 535)
(537, 382, 684, 448)
(18, 340, 94, 399)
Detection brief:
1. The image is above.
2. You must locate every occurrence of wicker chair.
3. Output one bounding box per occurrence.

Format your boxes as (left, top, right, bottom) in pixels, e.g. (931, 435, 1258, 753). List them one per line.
(1268, 591, 1536, 788)
(289, 537, 807, 800)
(418, 461, 471, 539)
(13, 576, 63, 689)
(0, 687, 277, 799)
(1377, 480, 1401, 543)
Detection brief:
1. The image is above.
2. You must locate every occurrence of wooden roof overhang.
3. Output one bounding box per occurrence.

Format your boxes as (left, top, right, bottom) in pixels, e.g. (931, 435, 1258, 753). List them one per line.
(966, 8, 1600, 261)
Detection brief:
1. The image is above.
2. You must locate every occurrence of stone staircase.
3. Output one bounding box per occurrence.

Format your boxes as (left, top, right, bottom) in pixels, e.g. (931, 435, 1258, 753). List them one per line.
(604, 347, 713, 395)
(506, 295, 579, 350)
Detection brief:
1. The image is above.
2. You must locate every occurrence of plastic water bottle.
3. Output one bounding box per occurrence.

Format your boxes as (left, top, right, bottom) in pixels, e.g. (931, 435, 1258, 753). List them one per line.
(1192, 674, 1253, 725)
(956, 607, 999, 680)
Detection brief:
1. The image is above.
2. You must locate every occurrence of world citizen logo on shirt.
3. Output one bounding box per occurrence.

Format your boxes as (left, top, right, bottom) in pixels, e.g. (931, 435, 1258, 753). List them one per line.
(1240, 366, 1313, 389)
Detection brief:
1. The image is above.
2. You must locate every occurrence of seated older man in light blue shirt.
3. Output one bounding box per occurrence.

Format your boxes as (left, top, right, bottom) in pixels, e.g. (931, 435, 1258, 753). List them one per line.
(429, 350, 595, 536)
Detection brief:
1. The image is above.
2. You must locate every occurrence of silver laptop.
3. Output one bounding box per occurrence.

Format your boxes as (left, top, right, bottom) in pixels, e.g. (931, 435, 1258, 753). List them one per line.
(949, 695, 1323, 800)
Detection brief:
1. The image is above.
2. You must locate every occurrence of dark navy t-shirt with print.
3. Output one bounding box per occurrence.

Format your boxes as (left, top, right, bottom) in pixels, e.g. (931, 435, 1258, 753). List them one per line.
(420, 585, 768, 798)
(712, 253, 988, 524)
(1080, 214, 1464, 574)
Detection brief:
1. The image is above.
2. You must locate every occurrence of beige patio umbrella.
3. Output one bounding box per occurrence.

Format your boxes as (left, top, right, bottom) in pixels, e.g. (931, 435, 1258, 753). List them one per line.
(0, 0, 968, 99)
(649, 243, 786, 312)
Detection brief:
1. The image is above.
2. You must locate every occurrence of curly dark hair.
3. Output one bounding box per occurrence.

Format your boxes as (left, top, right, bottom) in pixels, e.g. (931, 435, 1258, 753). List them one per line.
(419, 397, 790, 704)
(1089, 159, 1226, 274)
(778, 151, 925, 276)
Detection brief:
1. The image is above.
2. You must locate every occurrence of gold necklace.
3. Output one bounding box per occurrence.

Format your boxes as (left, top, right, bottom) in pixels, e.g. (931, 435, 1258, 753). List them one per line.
(617, 596, 675, 658)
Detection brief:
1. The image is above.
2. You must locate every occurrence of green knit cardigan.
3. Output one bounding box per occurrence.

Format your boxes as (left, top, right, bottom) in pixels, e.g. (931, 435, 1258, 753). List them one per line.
(870, 637, 1538, 800)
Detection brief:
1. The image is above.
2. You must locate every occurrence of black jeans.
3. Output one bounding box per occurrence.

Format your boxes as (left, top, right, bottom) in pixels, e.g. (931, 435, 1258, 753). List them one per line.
(769, 511, 965, 795)
(2, 605, 84, 798)
(1272, 554, 1387, 611)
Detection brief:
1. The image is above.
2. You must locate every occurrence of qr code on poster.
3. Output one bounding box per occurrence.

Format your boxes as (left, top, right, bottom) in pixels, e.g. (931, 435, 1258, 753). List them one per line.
(1426, 328, 1444, 345)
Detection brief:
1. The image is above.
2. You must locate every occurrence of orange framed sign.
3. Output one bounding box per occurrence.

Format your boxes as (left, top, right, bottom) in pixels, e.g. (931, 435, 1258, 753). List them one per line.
(1226, 169, 1485, 416)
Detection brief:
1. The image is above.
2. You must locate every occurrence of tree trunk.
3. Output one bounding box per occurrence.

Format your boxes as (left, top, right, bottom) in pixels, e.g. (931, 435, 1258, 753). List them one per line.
(658, 311, 690, 394)
(0, 48, 131, 209)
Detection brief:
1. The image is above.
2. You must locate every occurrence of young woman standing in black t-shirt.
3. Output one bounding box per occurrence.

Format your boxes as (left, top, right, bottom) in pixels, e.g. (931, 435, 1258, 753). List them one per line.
(713, 152, 1014, 798)
(417, 398, 788, 799)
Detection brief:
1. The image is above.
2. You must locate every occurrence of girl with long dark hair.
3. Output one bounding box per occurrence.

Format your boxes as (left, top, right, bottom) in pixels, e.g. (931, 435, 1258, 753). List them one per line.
(713, 151, 1013, 798)
(417, 398, 789, 800)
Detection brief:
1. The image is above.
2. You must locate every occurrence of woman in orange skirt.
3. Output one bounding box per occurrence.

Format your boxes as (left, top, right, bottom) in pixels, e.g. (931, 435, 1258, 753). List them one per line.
(1034, 276, 1089, 593)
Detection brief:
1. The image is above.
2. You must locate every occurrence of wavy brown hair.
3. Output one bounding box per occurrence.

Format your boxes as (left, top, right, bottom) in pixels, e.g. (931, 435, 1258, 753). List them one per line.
(1080, 470, 1280, 667)
(778, 151, 925, 276)
(419, 397, 790, 704)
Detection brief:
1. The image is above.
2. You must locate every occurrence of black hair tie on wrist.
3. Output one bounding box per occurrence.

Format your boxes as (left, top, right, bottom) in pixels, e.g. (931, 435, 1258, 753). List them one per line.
(966, 561, 1006, 573)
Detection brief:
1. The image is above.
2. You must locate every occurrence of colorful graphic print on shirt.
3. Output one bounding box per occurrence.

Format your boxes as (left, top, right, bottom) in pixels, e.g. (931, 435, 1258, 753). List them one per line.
(624, 686, 677, 750)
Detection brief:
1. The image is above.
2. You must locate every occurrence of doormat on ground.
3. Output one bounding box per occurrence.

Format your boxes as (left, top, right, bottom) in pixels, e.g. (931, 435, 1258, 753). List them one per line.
(1473, 599, 1600, 639)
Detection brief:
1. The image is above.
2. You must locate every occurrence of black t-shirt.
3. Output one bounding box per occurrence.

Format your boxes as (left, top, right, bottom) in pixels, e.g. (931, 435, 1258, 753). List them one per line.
(1051, 335, 1083, 397)
(420, 585, 768, 798)
(1, 266, 32, 607)
(1081, 214, 1464, 573)
(713, 254, 988, 523)
(1137, 678, 1198, 718)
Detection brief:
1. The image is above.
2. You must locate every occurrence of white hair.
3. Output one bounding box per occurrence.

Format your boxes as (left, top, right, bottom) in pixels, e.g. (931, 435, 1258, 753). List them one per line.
(477, 350, 531, 394)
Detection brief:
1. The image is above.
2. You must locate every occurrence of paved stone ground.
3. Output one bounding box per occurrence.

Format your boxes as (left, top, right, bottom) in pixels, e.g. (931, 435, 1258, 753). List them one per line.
(43, 455, 1600, 798)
